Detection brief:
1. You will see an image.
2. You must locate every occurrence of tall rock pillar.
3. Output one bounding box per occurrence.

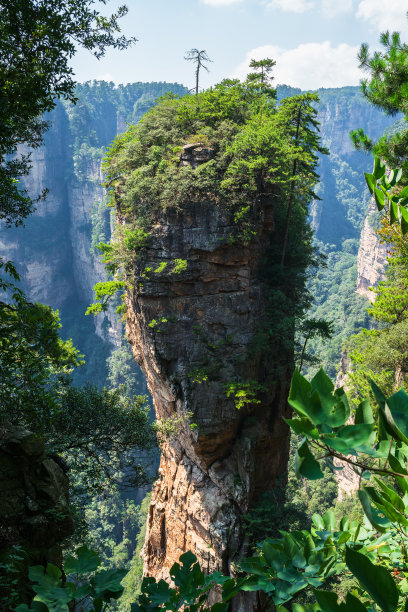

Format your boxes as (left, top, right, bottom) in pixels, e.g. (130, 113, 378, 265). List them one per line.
(124, 149, 293, 609)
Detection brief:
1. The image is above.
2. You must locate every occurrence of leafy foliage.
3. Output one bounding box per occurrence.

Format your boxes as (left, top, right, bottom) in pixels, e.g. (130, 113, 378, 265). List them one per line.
(346, 158, 408, 402)
(0, 296, 81, 425)
(21, 368, 408, 611)
(15, 545, 127, 612)
(0, 0, 135, 227)
(102, 79, 323, 236)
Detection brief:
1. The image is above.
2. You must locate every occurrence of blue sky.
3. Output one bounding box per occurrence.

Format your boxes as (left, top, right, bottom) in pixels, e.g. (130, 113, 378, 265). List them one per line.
(71, 0, 408, 90)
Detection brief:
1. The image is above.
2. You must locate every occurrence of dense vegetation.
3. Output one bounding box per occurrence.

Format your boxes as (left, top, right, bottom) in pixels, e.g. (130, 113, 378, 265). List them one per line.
(0, 0, 135, 228)
(5, 1, 408, 610)
(91, 76, 327, 400)
(0, 3, 160, 607)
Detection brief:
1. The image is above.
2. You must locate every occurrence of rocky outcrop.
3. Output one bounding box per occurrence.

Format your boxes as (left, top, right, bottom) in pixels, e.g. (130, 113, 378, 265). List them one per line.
(0, 425, 73, 602)
(124, 150, 291, 609)
(356, 201, 388, 302)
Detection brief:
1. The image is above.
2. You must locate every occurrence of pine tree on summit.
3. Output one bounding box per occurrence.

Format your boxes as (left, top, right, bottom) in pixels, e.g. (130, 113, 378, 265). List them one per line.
(247, 57, 276, 85)
(184, 48, 212, 95)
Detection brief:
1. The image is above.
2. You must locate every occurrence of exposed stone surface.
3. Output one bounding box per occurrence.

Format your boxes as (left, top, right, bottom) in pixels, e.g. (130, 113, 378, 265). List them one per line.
(332, 365, 361, 500)
(179, 143, 215, 168)
(356, 200, 388, 302)
(0, 110, 121, 352)
(0, 425, 74, 577)
(125, 171, 291, 609)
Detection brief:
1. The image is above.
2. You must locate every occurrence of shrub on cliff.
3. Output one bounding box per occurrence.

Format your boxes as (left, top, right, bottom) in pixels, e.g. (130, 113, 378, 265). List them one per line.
(102, 80, 325, 234)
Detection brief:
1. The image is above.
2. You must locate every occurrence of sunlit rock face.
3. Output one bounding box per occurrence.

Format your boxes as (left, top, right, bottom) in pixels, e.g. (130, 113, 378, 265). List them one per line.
(124, 147, 292, 611)
(356, 200, 388, 303)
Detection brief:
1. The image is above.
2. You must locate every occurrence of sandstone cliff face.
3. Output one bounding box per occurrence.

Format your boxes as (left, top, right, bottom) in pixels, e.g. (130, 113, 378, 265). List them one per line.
(356, 201, 388, 302)
(124, 173, 291, 608)
(0, 106, 120, 358)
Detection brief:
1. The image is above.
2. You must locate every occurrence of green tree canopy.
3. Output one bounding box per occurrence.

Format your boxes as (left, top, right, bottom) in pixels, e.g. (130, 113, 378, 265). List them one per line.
(0, 0, 136, 226)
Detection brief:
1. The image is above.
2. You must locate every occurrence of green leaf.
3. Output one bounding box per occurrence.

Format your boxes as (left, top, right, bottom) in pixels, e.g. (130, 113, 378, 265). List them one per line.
(311, 368, 334, 396)
(338, 423, 374, 447)
(390, 200, 399, 225)
(345, 546, 399, 612)
(358, 488, 390, 533)
(313, 590, 341, 610)
(239, 556, 268, 576)
(311, 375, 349, 428)
(33, 590, 71, 612)
(313, 589, 367, 611)
(322, 509, 336, 531)
(374, 187, 385, 210)
(373, 156, 386, 180)
(389, 168, 403, 186)
(364, 172, 375, 194)
(92, 568, 127, 598)
(143, 579, 173, 605)
(321, 435, 350, 453)
(386, 390, 408, 444)
(288, 369, 325, 424)
(355, 399, 374, 425)
(399, 186, 408, 199)
(365, 486, 408, 526)
(379, 401, 408, 445)
(73, 583, 92, 599)
(370, 378, 386, 409)
(64, 546, 100, 575)
(295, 439, 324, 480)
(400, 206, 408, 235)
(312, 513, 325, 530)
(388, 454, 408, 493)
(29, 564, 62, 588)
(262, 542, 284, 571)
(284, 417, 319, 438)
(374, 477, 406, 514)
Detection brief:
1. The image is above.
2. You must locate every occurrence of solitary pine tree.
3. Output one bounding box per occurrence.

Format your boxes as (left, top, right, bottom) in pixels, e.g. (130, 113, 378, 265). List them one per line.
(184, 48, 212, 95)
(247, 57, 276, 84)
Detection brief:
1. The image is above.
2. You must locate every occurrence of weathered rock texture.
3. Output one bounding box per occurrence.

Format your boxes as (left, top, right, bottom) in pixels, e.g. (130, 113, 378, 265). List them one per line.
(356, 201, 388, 302)
(0, 426, 74, 602)
(125, 151, 291, 610)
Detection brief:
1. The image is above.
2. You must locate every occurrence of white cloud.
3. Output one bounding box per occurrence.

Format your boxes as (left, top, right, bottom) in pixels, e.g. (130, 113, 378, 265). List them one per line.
(267, 0, 314, 12)
(356, 0, 408, 32)
(321, 0, 353, 19)
(201, 0, 243, 5)
(233, 42, 362, 89)
(266, 0, 354, 17)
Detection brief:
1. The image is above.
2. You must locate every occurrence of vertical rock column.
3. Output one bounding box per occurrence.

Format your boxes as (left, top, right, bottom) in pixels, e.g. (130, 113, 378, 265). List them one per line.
(124, 150, 293, 609)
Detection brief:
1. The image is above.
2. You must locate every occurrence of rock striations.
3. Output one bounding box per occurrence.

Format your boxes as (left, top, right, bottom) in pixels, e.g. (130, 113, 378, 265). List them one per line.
(124, 146, 291, 610)
(356, 200, 388, 302)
